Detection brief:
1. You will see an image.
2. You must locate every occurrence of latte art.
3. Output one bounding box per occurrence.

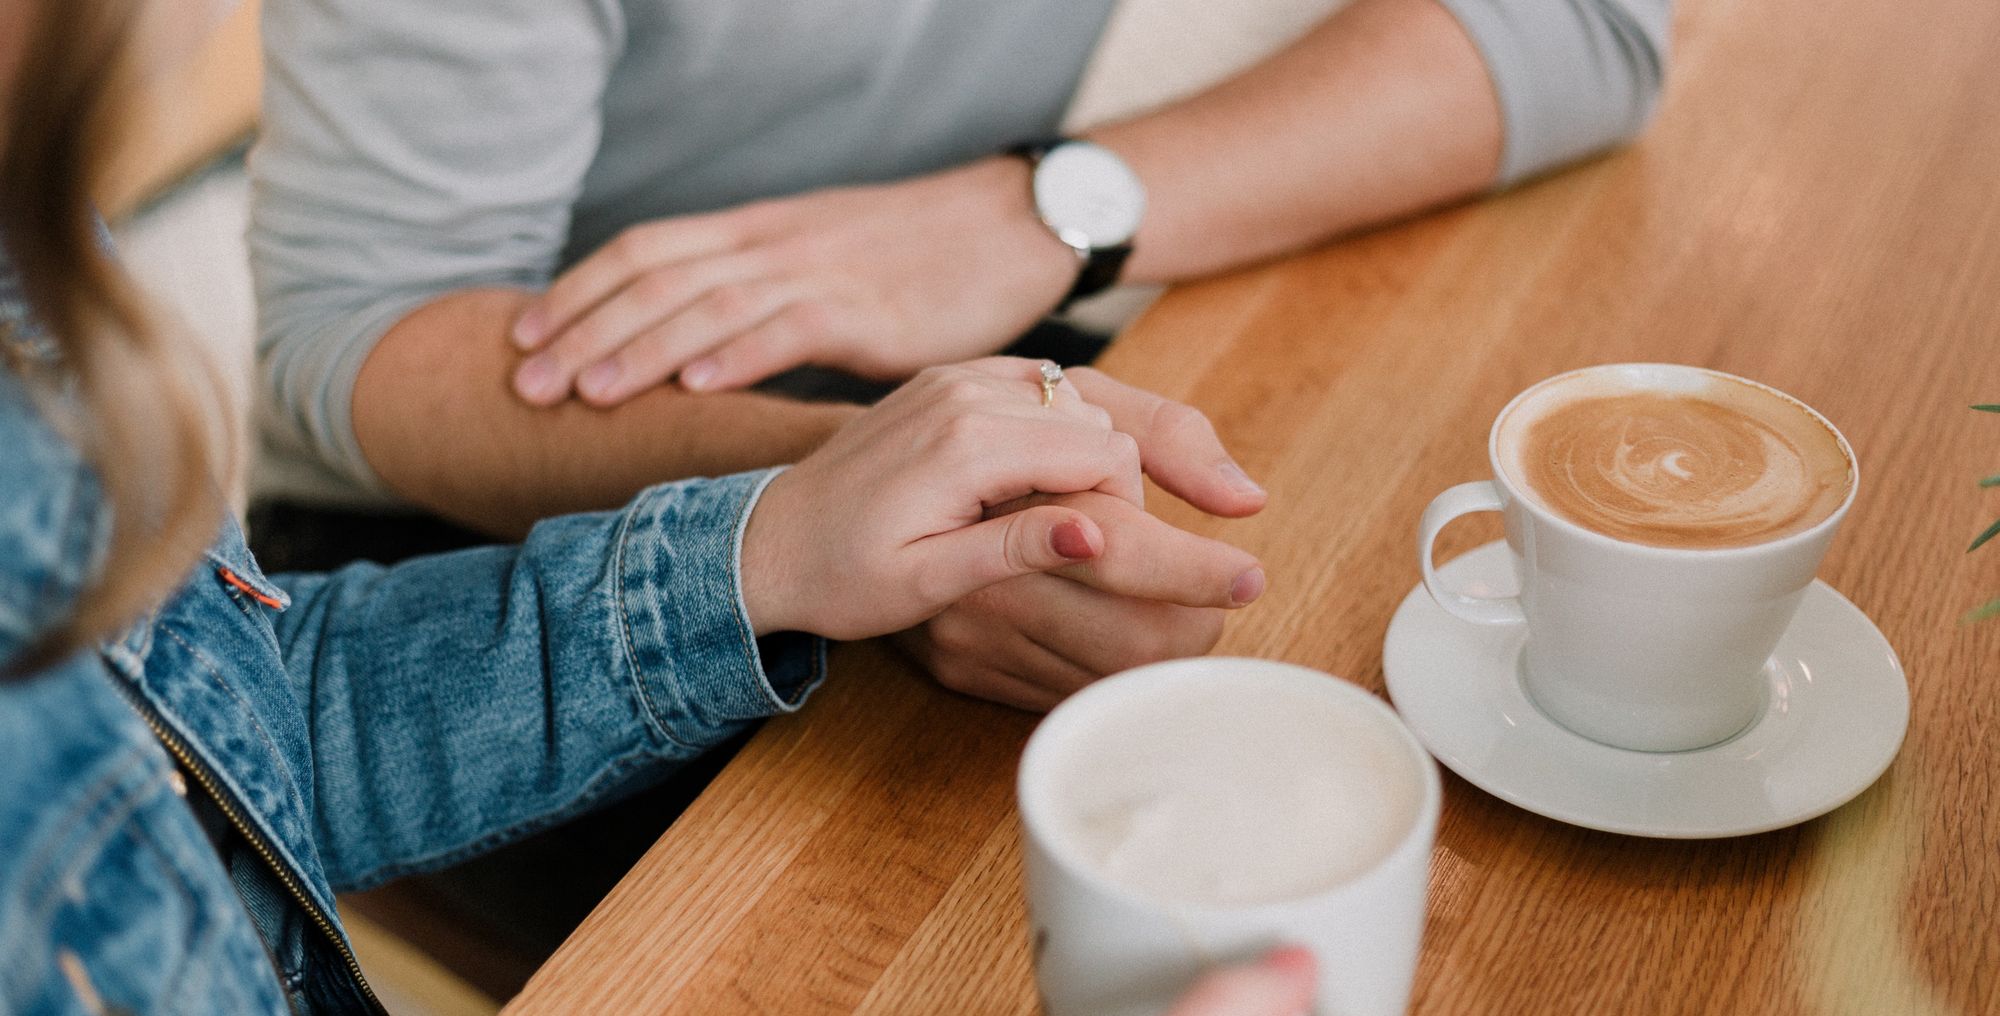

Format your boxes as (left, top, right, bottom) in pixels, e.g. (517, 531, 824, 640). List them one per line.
(1500, 374, 1851, 549)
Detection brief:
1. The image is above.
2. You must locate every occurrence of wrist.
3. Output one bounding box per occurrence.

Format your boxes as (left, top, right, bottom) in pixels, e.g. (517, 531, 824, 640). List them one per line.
(958, 156, 1081, 313)
(740, 467, 806, 637)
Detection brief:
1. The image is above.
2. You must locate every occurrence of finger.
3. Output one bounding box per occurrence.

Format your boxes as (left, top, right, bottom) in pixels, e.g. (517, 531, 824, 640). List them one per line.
(577, 283, 794, 405)
(1002, 491, 1264, 608)
(1164, 947, 1318, 1016)
(513, 216, 744, 351)
(1066, 366, 1267, 518)
(938, 415, 1145, 508)
(513, 255, 762, 405)
(912, 362, 1128, 432)
(888, 625, 1066, 712)
(908, 504, 1103, 607)
(979, 572, 1227, 677)
(952, 580, 1103, 699)
(679, 301, 826, 392)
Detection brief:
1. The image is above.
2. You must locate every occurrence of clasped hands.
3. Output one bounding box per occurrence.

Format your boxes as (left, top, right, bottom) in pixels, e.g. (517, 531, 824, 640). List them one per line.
(508, 159, 1266, 710)
(738, 359, 1267, 711)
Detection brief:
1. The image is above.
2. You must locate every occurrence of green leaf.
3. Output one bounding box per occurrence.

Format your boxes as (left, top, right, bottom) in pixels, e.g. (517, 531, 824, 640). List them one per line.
(1983, 473, 2000, 488)
(1963, 598, 2000, 624)
(1972, 516, 2000, 553)
(1975, 404, 2000, 413)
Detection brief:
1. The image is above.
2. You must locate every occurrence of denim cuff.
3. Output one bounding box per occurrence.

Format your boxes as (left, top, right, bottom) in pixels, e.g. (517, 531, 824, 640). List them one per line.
(616, 468, 827, 745)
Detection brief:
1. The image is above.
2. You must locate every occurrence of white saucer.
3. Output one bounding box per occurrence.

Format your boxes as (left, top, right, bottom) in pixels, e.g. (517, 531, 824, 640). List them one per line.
(1383, 541, 1908, 839)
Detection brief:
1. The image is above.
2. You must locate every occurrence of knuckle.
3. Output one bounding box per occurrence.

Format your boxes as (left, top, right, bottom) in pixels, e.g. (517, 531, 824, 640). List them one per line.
(1107, 429, 1142, 465)
(784, 298, 837, 341)
(1001, 513, 1042, 574)
(932, 662, 985, 697)
(632, 267, 686, 306)
(609, 227, 653, 268)
(938, 374, 992, 410)
(1153, 400, 1216, 443)
(937, 411, 991, 453)
(926, 614, 980, 658)
(705, 282, 755, 322)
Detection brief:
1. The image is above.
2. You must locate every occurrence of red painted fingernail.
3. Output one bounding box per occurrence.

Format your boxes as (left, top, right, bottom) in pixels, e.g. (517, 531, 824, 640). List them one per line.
(1230, 566, 1266, 606)
(1052, 520, 1097, 560)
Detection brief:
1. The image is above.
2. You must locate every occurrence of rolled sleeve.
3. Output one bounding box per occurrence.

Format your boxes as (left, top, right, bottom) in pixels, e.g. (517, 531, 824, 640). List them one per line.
(249, 0, 625, 491)
(618, 468, 827, 743)
(1436, 0, 1672, 186)
(267, 466, 823, 887)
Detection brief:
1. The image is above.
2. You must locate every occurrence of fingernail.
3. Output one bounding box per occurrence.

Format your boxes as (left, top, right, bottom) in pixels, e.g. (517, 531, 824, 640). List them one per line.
(512, 309, 546, 349)
(1051, 520, 1098, 560)
(1230, 566, 1266, 606)
(1219, 462, 1265, 497)
(579, 360, 621, 399)
(514, 356, 561, 402)
(681, 359, 718, 391)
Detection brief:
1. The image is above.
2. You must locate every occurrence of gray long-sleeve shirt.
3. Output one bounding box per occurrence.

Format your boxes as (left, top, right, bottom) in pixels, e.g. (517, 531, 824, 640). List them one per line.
(249, 0, 1670, 499)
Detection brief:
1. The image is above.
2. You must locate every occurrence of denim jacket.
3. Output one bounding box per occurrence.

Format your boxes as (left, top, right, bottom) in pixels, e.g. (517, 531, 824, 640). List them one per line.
(0, 259, 824, 1013)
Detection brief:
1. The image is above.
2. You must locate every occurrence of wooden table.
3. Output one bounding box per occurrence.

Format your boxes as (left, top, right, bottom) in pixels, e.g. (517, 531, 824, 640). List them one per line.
(508, 0, 1999, 1011)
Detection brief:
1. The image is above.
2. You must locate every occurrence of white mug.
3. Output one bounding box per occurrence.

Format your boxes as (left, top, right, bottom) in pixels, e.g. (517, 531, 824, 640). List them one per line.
(1418, 363, 1858, 752)
(1018, 658, 1441, 1016)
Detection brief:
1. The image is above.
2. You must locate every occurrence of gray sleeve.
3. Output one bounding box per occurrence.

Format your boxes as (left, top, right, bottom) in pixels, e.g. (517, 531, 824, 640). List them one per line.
(248, 0, 624, 491)
(1434, 0, 1671, 186)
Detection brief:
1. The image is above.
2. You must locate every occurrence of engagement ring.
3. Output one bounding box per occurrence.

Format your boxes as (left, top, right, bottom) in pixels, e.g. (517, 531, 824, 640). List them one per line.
(1040, 361, 1064, 408)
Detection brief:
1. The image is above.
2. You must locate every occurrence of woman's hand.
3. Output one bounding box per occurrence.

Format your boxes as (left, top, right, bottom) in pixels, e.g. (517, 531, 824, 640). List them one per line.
(740, 359, 1158, 640)
(1166, 947, 1319, 1016)
(508, 159, 1076, 407)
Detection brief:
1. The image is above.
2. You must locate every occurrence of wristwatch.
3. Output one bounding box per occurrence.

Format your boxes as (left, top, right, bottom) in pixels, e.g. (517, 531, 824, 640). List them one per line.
(1008, 137, 1146, 312)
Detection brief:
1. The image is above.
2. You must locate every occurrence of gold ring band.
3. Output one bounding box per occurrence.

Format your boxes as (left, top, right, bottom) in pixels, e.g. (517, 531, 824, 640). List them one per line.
(1040, 361, 1064, 408)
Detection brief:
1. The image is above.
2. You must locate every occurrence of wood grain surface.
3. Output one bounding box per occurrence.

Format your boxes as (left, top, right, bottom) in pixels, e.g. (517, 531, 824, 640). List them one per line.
(507, 0, 2000, 1012)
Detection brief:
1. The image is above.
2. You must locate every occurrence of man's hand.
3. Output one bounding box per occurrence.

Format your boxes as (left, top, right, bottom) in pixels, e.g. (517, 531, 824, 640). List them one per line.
(893, 492, 1257, 711)
(894, 367, 1269, 710)
(507, 158, 1077, 406)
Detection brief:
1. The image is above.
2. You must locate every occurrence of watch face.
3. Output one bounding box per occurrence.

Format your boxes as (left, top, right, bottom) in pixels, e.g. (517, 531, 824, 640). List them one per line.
(1033, 141, 1146, 250)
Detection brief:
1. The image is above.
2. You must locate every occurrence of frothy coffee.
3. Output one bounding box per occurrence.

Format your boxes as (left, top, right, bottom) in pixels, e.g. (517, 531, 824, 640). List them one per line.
(1497, 368, 1851, 549)
(1033, 676, 1422, 908)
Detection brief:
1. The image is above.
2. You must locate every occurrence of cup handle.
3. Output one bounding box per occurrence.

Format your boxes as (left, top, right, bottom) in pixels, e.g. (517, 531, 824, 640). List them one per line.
(1419, 481, 1527, 626)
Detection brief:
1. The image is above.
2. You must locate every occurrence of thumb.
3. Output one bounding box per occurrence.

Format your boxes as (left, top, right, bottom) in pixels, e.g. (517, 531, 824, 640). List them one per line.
(909, 505, 1103, 606)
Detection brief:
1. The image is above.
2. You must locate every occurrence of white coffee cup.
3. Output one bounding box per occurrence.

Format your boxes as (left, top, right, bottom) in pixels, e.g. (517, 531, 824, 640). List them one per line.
(1418, 363, 1858, 752)
(1018, 657, 1441, 1016)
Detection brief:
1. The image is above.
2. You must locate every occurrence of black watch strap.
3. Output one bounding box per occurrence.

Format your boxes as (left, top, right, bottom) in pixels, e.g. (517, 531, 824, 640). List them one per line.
(1008, 138, 1133, 312)
(1063, 244, 1131, 310)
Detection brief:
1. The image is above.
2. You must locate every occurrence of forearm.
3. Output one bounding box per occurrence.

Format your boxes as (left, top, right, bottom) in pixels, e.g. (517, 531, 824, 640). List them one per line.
(350, 288, 862, 536)
(1090, 0, 1503, 283)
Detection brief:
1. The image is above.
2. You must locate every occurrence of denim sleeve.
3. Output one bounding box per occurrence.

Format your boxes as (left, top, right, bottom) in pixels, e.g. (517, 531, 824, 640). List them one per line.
(1435, 0, 1672, 186)
(264, 468, 825, 891)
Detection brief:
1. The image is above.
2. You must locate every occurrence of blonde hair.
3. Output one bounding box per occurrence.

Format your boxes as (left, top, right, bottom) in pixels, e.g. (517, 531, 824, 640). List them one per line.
(1, 0, 233, 674)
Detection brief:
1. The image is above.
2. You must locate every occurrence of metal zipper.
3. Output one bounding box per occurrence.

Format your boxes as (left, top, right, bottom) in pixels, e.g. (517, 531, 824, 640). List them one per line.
(110, 679, 386, 1014)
